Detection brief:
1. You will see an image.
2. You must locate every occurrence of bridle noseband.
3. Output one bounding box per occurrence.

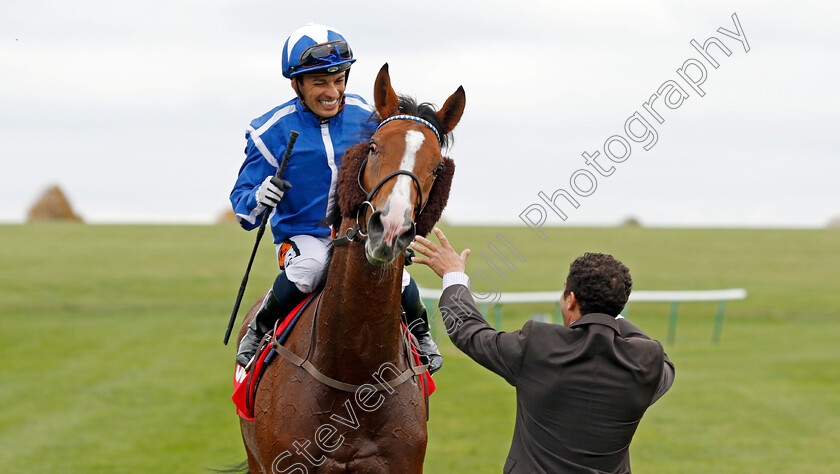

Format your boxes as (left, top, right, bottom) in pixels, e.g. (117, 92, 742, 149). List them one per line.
(333, 115, 442, 247)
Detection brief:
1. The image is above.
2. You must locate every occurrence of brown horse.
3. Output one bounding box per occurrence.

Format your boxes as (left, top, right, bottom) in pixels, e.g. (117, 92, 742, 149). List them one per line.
(236, 64, 465, 473)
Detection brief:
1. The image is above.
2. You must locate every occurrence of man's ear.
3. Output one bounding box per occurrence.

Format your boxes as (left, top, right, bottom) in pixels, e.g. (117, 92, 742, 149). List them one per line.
(566, 291, 578, 311)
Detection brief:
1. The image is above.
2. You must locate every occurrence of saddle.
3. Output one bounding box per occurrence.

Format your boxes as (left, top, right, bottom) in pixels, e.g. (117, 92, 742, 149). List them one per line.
(232, 293, 316, 420)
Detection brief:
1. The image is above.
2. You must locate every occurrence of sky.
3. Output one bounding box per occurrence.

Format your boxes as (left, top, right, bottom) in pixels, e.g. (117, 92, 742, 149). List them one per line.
(2, 0, 838, 227)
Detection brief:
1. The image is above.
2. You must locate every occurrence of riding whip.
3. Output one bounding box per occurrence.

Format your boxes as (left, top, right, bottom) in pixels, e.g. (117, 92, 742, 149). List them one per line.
(224, 130, 299, 345)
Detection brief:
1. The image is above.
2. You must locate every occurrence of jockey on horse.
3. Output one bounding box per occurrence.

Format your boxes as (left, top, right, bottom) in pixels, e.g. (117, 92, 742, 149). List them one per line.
(229, 23, 442, 374)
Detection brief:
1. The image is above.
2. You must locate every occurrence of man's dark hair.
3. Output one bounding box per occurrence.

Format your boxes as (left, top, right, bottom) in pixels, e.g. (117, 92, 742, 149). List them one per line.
(564, 253, 632, 316)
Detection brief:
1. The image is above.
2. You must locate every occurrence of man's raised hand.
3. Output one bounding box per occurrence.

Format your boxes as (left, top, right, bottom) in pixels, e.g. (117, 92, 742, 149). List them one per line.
(410, 227, 471, 278)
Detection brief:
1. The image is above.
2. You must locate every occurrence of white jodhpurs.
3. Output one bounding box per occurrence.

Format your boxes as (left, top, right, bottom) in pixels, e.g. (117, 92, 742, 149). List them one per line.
(277, 234, 412, 294)
(276, 235, 332, 293)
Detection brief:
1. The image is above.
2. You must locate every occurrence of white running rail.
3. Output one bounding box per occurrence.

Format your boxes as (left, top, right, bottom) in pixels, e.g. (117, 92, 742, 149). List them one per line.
(419, 287, 747, 344)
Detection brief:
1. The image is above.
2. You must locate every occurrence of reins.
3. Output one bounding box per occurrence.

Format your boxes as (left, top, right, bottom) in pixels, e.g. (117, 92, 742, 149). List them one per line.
(269, 292, 429, 393)
(298, 115, 441, 400)
(282, 114, 441, 405)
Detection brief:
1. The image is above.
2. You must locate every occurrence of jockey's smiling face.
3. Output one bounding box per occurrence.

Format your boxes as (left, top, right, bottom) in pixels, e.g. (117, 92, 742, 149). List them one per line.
(293, 71, 347, 119)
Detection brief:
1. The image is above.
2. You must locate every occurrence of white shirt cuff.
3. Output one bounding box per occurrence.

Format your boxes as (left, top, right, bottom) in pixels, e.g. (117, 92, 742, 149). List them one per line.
(442, 272, 470, 290)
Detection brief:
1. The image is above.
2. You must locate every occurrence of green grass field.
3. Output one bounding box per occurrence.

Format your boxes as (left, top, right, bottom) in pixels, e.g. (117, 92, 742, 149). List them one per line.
(2, 223, 839, 472)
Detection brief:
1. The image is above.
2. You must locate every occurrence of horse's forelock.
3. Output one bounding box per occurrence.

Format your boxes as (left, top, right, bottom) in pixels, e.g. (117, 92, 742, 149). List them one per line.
(397, 95, 452, 150)
(415, 157, 454, 237)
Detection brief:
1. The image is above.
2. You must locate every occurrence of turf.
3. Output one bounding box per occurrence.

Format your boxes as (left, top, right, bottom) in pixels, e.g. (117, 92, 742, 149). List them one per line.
(1, 223, 838, 472)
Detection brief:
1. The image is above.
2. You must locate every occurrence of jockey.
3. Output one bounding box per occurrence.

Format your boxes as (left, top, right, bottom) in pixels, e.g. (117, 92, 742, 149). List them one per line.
(230, 23, 443, 374)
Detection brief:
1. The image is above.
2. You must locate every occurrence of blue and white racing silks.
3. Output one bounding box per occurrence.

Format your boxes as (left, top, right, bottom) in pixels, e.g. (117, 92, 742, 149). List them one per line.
(230, 94, 377, 244)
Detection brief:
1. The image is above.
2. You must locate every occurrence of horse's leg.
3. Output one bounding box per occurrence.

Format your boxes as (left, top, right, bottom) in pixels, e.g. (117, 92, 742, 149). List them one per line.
(236, 292, 270, 473)
(250, 306, 325, 472)
(240, 418, 265, 473)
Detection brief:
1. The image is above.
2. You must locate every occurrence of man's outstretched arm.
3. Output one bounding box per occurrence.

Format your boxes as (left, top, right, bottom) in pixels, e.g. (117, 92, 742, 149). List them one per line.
(411, 228, 528, 385)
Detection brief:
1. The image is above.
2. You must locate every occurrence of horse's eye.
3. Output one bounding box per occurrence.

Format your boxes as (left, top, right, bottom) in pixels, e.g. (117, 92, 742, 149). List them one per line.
(369, 142, 379, 154)
(434, 162, 445, 176)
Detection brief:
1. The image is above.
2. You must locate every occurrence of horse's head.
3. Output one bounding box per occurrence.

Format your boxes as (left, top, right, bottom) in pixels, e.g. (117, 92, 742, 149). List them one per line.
(335, 64, 465, 266)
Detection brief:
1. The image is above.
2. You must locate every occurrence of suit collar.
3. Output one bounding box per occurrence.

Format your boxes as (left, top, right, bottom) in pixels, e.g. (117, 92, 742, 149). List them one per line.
(569, 313, 620, 333)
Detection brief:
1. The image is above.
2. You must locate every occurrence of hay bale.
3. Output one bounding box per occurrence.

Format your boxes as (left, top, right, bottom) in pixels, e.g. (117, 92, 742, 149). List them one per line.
(27, 185, 83, 222)
(620, 216, 642, 227)
(217, 208, 237, 223)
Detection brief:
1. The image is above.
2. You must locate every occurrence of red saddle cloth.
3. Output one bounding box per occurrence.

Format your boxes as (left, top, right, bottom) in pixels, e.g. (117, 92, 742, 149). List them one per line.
(232, 297, 436, 420)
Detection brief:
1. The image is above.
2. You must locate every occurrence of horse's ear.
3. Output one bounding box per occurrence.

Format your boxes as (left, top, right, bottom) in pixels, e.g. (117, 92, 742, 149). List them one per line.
(374, 63, 400, 120)
(437, 86, 466, 135)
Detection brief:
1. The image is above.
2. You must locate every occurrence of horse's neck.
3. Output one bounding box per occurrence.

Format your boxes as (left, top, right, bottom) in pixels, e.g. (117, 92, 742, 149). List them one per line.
(313, 233, 405, 378)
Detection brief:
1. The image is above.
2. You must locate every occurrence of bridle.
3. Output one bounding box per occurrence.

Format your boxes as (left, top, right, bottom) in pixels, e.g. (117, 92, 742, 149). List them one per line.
(271, 114, 440, 415)
(332, 115, 442, 246)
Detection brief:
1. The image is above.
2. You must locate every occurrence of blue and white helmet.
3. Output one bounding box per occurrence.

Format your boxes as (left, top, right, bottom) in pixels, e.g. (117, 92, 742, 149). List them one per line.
(282, 23, 356, 79)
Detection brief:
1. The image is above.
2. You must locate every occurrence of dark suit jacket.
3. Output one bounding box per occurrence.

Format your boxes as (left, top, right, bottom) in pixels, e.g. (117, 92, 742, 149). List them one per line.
(440, 284, 675, 473)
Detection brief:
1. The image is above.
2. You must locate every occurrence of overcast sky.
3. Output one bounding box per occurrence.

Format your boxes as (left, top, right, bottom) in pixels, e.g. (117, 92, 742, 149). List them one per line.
(2, 0, 838, 227)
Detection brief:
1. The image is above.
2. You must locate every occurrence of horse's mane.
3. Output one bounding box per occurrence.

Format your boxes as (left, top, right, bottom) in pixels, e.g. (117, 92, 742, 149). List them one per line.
(323, 96, 455, 237)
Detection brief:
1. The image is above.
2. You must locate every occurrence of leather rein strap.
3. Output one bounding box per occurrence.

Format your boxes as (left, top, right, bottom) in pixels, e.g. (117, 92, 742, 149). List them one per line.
(269, 293, 429, 393)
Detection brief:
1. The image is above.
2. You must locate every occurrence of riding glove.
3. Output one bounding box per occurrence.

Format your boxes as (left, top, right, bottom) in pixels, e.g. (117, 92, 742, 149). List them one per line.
(256, 176, 292, 207)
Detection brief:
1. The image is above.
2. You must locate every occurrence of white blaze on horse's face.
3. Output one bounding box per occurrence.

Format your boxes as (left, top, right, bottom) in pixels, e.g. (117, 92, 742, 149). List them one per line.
(379, 130, 424, 247)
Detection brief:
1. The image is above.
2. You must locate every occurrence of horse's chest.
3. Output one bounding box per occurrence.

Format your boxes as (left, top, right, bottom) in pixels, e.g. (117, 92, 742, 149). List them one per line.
(257, 382, 426, 470)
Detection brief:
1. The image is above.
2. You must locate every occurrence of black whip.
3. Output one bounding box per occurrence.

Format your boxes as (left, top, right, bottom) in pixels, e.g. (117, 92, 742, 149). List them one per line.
(224, 130, 299, 345)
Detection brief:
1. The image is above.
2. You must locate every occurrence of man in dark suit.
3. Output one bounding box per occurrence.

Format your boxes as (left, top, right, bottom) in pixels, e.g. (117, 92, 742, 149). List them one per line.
(411, 228, 675, 473)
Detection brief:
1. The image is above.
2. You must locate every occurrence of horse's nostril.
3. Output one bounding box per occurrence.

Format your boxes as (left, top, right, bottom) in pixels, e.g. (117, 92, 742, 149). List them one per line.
(367, 210, 384, 236)
(396, 223, 417, 248)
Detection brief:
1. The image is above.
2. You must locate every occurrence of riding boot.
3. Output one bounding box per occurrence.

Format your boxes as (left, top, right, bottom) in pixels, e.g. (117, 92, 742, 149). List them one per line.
(402, 278, 443, 375)
(236, 272, 306, 368)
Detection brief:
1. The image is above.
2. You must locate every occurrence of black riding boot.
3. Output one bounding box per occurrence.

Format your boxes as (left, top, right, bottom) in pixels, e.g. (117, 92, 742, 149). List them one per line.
(236, 272, 305, 368)
(402, 278, 443, 375)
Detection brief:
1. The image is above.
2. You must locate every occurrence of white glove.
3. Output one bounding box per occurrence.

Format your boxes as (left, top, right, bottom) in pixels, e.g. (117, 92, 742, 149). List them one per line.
(256, 176, 292, 208)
